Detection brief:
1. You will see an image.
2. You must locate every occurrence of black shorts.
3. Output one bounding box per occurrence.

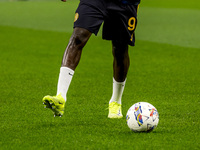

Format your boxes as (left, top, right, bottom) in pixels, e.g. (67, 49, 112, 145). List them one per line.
(74, 0, 139, 46)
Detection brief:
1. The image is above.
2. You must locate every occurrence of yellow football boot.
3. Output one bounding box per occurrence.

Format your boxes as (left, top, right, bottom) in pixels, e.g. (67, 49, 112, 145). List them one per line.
(42, 94, 65, 117)
(108, 102, 123, 119)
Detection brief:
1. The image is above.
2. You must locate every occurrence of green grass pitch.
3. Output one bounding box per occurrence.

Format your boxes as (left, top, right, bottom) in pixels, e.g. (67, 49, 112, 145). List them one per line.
(0, 0, 200, 149)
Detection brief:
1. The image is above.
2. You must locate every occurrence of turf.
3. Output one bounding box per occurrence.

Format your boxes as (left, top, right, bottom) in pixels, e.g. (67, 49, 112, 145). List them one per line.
(0, 0, 200, 149)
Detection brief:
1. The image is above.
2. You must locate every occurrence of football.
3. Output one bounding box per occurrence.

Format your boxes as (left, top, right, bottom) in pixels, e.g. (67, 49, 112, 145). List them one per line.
(126, 102, 159, 132)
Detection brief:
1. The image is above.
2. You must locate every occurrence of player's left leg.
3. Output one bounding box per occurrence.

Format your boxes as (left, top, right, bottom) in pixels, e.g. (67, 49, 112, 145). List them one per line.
(108, 40, 129, 118)
(43, 0, 105, 117)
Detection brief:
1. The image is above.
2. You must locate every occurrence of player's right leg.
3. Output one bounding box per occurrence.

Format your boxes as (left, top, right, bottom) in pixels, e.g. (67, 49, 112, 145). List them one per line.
(43, 27, 92, 117)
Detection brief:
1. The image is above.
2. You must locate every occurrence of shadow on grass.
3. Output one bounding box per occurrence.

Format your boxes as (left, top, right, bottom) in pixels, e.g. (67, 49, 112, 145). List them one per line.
(37, 115, 168, 136)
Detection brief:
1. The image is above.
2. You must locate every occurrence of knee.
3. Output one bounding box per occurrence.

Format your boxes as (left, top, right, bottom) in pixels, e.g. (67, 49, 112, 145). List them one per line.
(69, 28, 91, 50)
(69, 35, 84, 50)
